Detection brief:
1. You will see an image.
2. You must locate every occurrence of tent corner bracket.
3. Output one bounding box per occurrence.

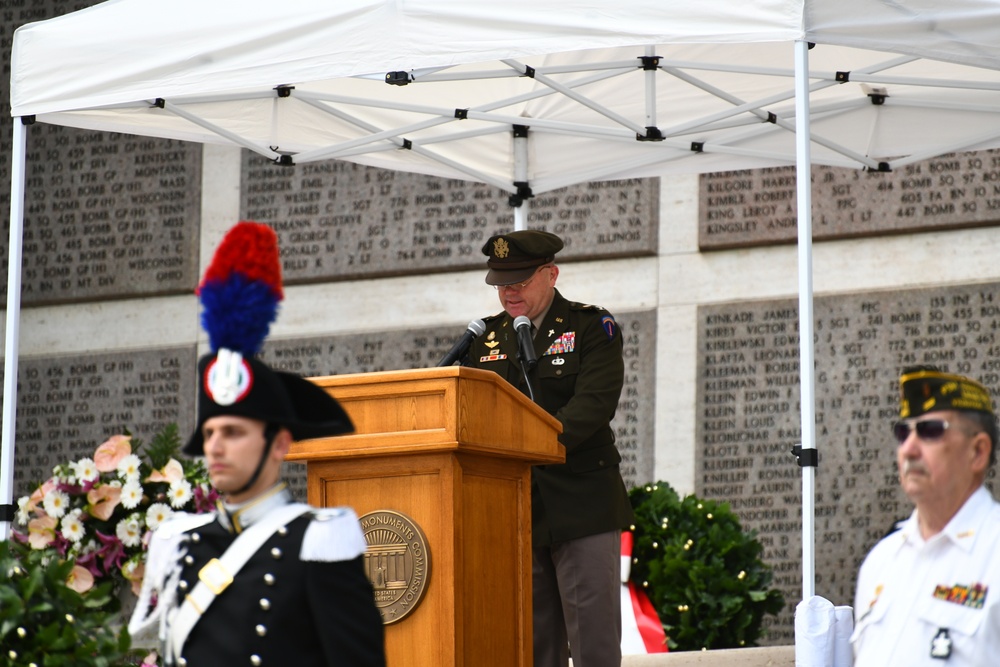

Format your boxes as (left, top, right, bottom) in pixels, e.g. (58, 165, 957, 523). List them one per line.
(637, 127, 664, 142)
(385, 71, 411, 86)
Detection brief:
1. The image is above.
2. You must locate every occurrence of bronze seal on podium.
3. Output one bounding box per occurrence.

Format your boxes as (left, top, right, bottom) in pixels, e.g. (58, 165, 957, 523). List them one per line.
(359, 509, 431, 624)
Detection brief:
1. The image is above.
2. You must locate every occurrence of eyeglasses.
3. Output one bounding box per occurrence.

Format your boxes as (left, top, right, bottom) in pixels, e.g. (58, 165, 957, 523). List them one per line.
(493, 266, 549, 291)
(892, 418, 951, 444)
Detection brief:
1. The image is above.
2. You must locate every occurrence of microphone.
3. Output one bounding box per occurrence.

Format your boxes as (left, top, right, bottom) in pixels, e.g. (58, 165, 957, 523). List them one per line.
(513, 316, 537, 372)
(437, 319, 487, 366)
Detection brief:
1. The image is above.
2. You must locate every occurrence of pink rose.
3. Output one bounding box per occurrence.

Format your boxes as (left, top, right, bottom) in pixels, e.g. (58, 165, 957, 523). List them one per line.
(87, 484, 122, 521)
(94, 435, 132, 472)
(66, 564, 95, 593)
(146, 458, 184, 484)
(28, 515, 58, 549)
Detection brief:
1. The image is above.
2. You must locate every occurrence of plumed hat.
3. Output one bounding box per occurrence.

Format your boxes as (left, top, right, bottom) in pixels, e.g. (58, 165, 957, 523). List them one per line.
(898, 365, 994, 420)
(184, 221, 352, 455)
(481, 230, 563, 286)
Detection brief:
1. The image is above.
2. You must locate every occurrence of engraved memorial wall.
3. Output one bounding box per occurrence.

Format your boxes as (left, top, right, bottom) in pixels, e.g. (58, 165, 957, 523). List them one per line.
(6, 347, 199, 501)
(697, 283, 1000, 643)
(1, 0, 202, 305)
(241, 152, 658, 280)
(699, 149, 1000, 249)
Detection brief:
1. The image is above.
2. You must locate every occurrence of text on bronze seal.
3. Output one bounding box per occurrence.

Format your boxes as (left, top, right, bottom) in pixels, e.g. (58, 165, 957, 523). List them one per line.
(359, 509, 431, 624)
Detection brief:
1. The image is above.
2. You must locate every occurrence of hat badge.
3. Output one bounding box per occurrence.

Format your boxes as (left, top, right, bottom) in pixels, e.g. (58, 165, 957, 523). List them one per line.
(205, 349, 253, 406)
(493, 237, 510, 258)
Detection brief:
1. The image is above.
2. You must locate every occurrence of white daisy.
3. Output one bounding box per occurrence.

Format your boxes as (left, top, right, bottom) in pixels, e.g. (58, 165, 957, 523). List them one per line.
(16, 496, 31, 525)
(116, 515, 143, 547)
(168, 479, 193, 509)
(117, 454, 143, 481)
(145, 502, 173, 530)
(120, 480, 144, 509)
(42, 489, 70, 519)
(72, 458, 100, 483)
(61, 511, 86, 543)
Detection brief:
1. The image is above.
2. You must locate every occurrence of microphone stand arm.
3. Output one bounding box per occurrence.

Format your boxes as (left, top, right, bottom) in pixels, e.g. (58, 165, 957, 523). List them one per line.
(516, 348, 538, 403)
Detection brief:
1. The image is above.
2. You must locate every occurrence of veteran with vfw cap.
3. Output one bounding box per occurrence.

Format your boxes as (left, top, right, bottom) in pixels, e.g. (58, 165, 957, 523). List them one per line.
(852, 366, 1000, 666)
(463, 229, 634, 667)
(129, 222, 385, 667)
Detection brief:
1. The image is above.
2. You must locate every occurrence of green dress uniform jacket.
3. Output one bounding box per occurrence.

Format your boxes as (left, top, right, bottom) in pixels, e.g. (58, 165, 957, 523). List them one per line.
(465, 289, 634, 546)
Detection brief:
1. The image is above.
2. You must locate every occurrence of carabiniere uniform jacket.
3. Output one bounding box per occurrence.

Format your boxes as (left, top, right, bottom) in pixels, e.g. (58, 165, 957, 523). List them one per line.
(170, 506, 384, 666)
(464, 289, 635, 547)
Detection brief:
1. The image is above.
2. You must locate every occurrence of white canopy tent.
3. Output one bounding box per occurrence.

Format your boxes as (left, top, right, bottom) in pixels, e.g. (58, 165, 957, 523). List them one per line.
(6, 0, 1000, 609)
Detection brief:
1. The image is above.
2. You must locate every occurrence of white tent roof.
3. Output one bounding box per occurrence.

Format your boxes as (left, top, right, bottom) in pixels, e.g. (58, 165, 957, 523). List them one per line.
(11, 0, 1000, 196)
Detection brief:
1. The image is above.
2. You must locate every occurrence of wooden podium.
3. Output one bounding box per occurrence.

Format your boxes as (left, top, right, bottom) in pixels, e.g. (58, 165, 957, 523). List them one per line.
(287, 366, 564, 667)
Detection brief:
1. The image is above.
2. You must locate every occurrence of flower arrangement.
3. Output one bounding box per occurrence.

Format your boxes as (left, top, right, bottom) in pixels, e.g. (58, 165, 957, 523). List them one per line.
(12, 423, 216, 599)
(628, 481, 785, 651)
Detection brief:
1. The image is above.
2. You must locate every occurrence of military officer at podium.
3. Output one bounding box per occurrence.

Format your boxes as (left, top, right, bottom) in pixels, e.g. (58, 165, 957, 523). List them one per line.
(129, 221, 385, 667)
(464, 230, 634, 667)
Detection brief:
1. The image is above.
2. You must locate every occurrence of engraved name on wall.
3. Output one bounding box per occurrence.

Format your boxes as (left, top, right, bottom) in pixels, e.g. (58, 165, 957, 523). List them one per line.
(241, 152, 658, 281)
(699, 150, 1000, 249)
(6, 347, 198, 500)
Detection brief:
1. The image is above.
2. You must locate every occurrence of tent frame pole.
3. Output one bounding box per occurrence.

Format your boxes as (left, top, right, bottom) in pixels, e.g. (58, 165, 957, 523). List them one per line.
(1, 118, 28, 541)
(794, 40, 817, 601)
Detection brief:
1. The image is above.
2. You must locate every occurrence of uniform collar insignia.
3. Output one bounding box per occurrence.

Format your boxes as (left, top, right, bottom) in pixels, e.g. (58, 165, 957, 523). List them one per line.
(218, 483, 291, 534)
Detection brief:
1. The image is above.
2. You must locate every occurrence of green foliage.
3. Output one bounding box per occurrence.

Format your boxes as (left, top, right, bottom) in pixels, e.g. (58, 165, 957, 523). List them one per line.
(628, 482, 785, 651)
(0, 539, 131, 667)
(140, 423, 184, 473)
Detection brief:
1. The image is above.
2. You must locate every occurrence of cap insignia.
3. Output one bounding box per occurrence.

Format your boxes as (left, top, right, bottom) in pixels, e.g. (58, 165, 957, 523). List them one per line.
(493, 237, 510, 259)
(205, 350, 253, 406)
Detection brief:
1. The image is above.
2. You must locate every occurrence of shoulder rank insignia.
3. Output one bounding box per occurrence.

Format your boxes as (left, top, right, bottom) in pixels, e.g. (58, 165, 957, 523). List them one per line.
(601, 315, 617, 341)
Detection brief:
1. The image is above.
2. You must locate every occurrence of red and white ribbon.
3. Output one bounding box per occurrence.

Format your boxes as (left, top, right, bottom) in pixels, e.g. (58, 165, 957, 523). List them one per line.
(620, 532, 668, 654)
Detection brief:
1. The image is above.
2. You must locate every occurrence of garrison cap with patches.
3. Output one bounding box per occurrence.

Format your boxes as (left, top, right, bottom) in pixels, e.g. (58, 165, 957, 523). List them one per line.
(899, 366, 994, 419)
(482, 230, 564, 286)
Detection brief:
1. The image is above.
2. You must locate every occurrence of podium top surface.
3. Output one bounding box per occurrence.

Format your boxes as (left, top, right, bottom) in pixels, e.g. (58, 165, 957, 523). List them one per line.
(287, 366, 564, 464)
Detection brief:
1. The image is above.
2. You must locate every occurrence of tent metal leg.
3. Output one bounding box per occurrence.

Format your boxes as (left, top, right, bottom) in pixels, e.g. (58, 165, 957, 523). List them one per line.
(794, 39, 817, 601)
(1, 118, 28, 540)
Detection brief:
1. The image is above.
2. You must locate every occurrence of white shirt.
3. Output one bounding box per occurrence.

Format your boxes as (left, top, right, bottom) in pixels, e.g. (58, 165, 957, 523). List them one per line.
(852, 486, 1000, 666)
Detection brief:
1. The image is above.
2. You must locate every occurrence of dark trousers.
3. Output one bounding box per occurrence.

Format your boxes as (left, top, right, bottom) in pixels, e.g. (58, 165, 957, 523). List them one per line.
(532, 530, 622, 667)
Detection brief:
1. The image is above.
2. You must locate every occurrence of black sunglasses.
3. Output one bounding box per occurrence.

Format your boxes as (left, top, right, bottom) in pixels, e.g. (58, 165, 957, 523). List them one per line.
(892, 418, 951, 444)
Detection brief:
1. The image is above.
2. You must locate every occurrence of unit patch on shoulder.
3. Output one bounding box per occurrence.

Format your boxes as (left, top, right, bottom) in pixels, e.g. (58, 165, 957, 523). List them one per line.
(601, 315, 617, 341)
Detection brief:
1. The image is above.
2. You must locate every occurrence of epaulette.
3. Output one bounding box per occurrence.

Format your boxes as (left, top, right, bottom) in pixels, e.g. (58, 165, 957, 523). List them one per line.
(300, 506, 368, 562)
(568, 301, 606, 312)
(482, 311, 506, 324)
(154, 511, 216, 539)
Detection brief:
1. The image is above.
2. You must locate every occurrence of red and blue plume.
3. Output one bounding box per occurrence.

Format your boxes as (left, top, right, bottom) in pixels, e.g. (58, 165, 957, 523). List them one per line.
(197, 221, 284, 356)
